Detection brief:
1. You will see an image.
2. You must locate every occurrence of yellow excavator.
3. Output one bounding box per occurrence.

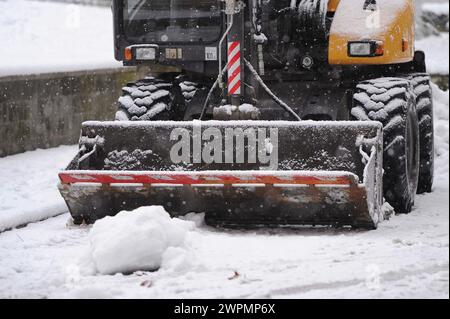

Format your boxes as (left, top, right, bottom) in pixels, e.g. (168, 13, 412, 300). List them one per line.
(58, 0, 434, 229)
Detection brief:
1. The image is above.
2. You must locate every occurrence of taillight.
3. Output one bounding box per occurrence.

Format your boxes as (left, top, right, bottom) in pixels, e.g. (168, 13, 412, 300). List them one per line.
(348, 41, 384, 57)
(124, 47, 133, 61)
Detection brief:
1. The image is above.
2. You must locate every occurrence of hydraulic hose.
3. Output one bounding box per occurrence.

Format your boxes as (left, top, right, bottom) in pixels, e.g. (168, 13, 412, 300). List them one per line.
(244, 58, 302, 121)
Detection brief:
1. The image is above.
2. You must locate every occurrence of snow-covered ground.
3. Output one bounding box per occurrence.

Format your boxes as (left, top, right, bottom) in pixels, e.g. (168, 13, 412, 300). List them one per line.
(0, 188, 448, 298)
(0, 86, 448, 299)
(0, 145, 77, 232)
(0, 0, 121, 76)
(415, 0, 449, 75)
(416, 33, 449, 75)
(0, 0, 448, 299)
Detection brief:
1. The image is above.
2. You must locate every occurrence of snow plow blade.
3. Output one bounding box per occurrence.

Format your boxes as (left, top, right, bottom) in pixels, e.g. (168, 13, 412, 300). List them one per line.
(58, 121, 384, 229)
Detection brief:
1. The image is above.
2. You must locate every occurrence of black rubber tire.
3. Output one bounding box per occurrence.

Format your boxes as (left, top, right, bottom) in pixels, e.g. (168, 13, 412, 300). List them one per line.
(352, 78, 420, 214)
(116, 76, 197, 121)
(407, 73, 434, 194)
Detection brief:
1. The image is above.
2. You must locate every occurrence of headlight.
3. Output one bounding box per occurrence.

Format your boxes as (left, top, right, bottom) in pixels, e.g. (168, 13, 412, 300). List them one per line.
(348, 41, 384, 57)
(349, 43, 371, 56)
(136, 47, 156, 60)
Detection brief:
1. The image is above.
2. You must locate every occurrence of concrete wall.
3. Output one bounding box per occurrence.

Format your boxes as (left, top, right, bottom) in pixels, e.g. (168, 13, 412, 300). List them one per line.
(0, 68, 147, 157)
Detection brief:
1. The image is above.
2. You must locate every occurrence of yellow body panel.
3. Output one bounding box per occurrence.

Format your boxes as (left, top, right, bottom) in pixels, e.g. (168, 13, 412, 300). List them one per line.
(328, 0, 415, 65)
(327, 0, 340, 12)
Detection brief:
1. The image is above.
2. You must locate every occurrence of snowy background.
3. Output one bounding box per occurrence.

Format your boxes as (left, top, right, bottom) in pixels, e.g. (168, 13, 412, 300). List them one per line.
(0, 0, 449, 76)
(0, 0, 448, 299)
(0, 0, 121, 76)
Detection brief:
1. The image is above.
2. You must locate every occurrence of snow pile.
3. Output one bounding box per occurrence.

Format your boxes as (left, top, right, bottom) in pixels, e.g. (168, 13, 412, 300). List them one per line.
(0, 145, 77, 232)
(84, 206, 195, 275)
(432, 83, 449, 188)
(0, 0, 121, 76)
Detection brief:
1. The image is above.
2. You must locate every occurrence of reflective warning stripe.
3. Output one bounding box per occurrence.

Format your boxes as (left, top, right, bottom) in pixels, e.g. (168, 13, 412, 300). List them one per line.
(59, 171, 358, 186)
(228, 41, 241, 96)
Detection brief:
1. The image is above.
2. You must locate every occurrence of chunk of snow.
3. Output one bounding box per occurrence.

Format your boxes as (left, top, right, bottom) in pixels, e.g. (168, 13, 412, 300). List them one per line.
(253, 33, 268, 43)
(215, 104, 238, 116)
(214, 104, 260, 118)
(85, 206, 195, 275)
(239, 104, 259, 114)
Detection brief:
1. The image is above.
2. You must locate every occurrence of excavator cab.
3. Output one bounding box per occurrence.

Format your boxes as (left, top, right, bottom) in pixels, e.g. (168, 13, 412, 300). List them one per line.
(121, 0, 223, 44)
(114, 0, 225, 69)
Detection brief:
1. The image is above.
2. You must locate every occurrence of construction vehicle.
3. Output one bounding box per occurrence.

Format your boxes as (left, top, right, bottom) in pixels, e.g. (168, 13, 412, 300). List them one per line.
(58, 0, 434, 229)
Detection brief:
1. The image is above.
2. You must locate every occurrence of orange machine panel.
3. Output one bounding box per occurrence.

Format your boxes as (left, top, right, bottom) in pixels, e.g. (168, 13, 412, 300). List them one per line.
(328, 0, 415, 65)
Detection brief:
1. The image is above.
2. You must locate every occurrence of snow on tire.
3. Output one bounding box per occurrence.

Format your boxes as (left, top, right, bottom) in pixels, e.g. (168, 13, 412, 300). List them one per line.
(115, 76, 196, 121)
(352, 78, 420, 214)
(407, 73, 434, 194)
(180, 81, 198, 104)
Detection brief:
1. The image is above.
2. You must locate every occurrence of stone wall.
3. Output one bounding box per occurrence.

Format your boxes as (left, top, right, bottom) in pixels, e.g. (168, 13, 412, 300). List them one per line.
(0, 68, 146, 157)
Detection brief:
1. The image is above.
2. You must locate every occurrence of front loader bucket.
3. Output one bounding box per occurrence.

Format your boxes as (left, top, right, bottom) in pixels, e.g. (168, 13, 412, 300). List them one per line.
(58, 121, 384, 229)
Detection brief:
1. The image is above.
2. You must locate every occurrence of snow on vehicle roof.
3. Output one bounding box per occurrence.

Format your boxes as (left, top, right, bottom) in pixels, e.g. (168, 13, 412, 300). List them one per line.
(330, 0, 410, 38)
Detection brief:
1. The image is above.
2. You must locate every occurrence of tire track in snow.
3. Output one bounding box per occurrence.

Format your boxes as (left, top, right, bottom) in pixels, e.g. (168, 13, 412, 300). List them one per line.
(268, 263, 449, 298)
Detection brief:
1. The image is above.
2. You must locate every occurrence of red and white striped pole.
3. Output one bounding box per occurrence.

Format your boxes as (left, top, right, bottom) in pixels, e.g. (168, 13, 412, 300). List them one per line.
(226, 1, 243, 107)
(227, 41, 241, 98)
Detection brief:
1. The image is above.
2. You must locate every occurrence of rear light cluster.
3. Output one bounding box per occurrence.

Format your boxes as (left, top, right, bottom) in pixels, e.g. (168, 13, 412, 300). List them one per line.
(348, 41, 384, 57)
(124, 46, 157, 61)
